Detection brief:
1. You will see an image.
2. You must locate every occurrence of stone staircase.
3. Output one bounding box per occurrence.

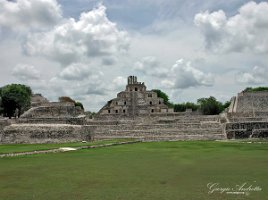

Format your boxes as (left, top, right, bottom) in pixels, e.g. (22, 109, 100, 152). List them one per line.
(88, 115, 225, 140)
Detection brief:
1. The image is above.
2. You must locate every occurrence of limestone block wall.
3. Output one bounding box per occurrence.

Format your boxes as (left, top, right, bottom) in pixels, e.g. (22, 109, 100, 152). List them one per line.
(1, 124, 93, 144)
(0, 118, 9, 129)
(18, 116, 86, 125)
(95, 112, 204, 121)
(0, 119, 10, 141)
(225, 122, 268, 139)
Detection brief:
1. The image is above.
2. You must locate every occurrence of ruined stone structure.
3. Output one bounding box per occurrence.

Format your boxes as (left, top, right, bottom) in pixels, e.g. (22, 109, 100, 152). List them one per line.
(20, 95, 84, 125)
(21, 102, 83, 119)
(0, 95, 87, 143)
(223, 90, 268, 139)
(31, 93, 49, 107)
(228, 91, 268, 116)
(98, 76, 173, 117)
(2, 78, 268, 144)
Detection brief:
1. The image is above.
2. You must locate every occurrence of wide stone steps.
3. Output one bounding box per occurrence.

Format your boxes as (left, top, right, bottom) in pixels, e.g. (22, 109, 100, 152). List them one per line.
(93, 128, 223, 135)
(92, 124, 222, 130)
(94, 134, 225, 140)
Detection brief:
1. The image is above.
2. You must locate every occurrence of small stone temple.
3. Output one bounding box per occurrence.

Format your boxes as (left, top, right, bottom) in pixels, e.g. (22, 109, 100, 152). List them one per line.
(98, 76, 173, 116)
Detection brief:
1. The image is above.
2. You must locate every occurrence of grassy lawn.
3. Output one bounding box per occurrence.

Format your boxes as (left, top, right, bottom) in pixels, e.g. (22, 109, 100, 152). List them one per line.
(0, 141, 267, 200)
(0, 138, 134, 154)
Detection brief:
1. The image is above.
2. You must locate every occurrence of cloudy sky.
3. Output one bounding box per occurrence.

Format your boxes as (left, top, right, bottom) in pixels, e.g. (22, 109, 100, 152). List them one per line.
(1, 0, 268, 111)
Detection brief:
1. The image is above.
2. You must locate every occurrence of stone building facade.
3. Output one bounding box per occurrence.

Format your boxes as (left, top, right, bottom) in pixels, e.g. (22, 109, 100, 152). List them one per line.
(98, 76, 173, 116)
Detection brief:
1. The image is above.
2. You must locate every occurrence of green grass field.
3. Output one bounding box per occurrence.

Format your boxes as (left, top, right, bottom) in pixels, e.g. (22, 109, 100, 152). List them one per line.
(0, 140, 267, 200)
(0, 139, 134, 154)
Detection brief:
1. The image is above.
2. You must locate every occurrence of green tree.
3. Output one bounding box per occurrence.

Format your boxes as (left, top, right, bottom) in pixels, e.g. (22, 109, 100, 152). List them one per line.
(152, 89, 173, 107)
(174, 102, 199, 112)
(0, 97, 3, 115)
(223, 101, 231, 110)
(174, 103, 186, 112)
(197, 96, 223, 115)
(0, 84, 32, 118)
(185, 102, 199, 111)
(75, 102, 84, 110)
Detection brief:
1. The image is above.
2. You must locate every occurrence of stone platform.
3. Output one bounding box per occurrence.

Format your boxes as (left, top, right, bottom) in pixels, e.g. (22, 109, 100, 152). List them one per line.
(0, 114, 225, 144)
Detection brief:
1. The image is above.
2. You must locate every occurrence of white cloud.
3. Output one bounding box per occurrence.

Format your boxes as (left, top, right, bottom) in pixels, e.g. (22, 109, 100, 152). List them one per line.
(59, 63, 91, 80)
(236, 65, 268, 84)
(161, 59, 214, 89)
(134, 56, 168, 77)
(12, 64, 40, 80)
(194, 1, 268, 53)
(112, 76, 126, 88)
(0, 0, 62, 31)
(53, 62, 106, 94)
(24, 4, 129, 65)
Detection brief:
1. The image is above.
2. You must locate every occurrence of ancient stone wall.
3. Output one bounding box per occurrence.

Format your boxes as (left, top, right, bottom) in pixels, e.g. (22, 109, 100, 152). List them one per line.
(225, 121, 268, 139)
(0, 118, 10, 142)
(94, 111, 203, 121)
(1, 124, 93, 144)
(18, 116, 86, 125)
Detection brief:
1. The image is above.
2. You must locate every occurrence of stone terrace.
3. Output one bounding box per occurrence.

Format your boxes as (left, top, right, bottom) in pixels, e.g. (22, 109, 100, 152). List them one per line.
(87, 114, 225, 141)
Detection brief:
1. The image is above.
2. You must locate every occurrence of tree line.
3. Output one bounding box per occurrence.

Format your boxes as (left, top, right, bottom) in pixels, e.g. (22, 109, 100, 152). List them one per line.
(153, 89, 230, 115)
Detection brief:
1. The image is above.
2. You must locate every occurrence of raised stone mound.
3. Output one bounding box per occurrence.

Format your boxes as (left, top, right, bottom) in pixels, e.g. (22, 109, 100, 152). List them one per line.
(21, 102, 83, 118)
(1, 124, 93, 144)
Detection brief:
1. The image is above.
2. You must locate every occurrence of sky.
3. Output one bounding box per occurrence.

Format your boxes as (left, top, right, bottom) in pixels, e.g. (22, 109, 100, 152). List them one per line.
(0, 0, 268, 111)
